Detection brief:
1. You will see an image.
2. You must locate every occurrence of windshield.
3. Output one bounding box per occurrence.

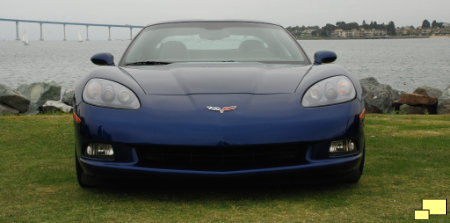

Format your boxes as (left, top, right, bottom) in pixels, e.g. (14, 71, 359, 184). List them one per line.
(121, 22, 309, 65)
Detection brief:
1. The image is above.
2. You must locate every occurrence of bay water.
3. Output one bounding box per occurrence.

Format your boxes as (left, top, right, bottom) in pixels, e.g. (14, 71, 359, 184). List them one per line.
(0, 38, 449, 92)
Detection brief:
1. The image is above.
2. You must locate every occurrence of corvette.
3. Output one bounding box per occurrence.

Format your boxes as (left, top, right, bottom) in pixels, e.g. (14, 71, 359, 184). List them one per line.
(73, 21, 365, 187)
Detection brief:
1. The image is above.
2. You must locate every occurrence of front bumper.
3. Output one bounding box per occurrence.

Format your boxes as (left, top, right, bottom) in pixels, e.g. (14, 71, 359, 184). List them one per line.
(78, 143, 363, 178)
(74, 94, 364, 178)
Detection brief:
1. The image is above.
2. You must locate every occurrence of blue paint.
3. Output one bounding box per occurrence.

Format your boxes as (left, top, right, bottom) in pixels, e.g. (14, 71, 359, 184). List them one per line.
(314, 50, 337, 65)
(91, 53, 115, 66)
(73, 21, 365, 185)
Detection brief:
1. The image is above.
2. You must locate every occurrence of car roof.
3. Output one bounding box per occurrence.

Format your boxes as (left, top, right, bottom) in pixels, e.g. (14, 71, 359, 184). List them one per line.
(144, 20, 283, 28)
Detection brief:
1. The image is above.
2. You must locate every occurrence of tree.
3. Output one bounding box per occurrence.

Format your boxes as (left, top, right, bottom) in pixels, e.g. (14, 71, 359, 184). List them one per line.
(432, 20, 444, 28)
(321, 23, 337, 37)
(336, 21, 346, 30)
(432, 20, 437, 28)
(387, 21, 396, 35)
(336, 21, 359, 30)
(362, 20, 369, 29)
(347, 22, 359, 30)
(422, 19, 431, 29)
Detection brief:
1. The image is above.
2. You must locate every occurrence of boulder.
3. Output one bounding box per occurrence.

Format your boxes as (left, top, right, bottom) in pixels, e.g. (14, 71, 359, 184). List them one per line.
(62, 88, 75, 106)
(17, 81, 61, 114)
(0, 83, 30, 113)
(396, 93, 437, 106)
(413, 86, 442, 98)
(359, 77, 400, 113)
(399, 104, 429, 114)
(437, 85, 450, 114)
(0, 104, 19, 115)
(39, 100, 73, 113)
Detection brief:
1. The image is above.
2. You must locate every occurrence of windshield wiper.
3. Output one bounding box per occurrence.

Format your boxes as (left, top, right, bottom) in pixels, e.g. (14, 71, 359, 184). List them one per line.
(125, 61, 172, 66)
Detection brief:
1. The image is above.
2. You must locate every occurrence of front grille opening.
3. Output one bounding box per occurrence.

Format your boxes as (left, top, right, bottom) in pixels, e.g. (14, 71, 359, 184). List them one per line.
(135, 143, 309, 171)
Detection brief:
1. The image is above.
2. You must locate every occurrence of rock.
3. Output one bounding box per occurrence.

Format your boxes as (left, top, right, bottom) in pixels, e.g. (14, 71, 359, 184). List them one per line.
(399, 104, 429, 114)
(413, 86, 442, 98)
(396, 93, 437, 106)
(39, 100, 73, 113)
(394, 92, 438, 114)
(62, 88, 74, 106)
(359, 77, 401, 113)
(17, 81, 61, 114)
(0, 104, 19, 115)
(0, 83, 30, 113)
(438, 85, 450, 114)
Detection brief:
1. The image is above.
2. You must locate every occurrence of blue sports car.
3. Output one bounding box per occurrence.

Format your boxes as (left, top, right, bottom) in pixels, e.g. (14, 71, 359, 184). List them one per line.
(73, 21, 366, 187)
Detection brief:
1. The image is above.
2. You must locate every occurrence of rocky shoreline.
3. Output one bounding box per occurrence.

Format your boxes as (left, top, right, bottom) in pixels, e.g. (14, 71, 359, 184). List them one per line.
(0, 78, 449, 115)
(360, 77, 449, 114)
(0, 81, 73, 115)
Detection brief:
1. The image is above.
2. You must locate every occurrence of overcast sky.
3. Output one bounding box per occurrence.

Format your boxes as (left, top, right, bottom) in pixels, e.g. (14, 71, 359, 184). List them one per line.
(1, 0, 449, 40)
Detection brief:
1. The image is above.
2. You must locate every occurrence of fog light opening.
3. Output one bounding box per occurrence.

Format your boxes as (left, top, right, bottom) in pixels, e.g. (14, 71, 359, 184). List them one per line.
(85, 144, 114, 160)
(329, 140, 357, 157)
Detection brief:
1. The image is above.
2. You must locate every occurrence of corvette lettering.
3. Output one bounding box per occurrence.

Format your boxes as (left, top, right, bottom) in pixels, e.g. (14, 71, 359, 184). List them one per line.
(206, 106, 237, 113)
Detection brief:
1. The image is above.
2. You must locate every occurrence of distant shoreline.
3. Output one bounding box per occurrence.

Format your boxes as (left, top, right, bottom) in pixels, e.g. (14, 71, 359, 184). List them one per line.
(297, 35, 448, 40)
(2, 35, 447, 42)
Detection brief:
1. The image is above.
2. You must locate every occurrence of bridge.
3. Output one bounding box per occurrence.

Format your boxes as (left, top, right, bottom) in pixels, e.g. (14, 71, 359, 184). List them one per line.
(0, 18, 145, 41)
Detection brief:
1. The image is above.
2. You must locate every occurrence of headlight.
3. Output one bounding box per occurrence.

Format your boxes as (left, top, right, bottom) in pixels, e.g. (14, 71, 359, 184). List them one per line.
(83, 78, 140, 109)
(302, 76, 356, 107)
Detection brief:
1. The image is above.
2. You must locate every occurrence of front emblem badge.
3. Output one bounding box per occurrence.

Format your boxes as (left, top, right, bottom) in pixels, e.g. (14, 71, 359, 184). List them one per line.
(206, 106, 237, 113)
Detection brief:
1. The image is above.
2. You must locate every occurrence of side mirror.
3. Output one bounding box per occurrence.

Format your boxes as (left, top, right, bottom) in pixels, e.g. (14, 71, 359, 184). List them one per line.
(91, 53, 115, 66)
(314, 51, 337, 65)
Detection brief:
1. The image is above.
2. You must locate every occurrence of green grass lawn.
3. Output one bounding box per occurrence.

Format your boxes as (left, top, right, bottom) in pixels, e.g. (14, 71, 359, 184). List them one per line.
(0, 114, 449, 222)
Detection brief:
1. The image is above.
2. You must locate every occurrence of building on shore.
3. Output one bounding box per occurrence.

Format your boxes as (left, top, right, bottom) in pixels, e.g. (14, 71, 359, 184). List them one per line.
(331, 28, 387, 39)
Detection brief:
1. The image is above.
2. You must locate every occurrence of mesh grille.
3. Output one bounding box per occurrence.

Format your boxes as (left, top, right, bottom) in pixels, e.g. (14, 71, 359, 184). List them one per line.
(136, 143, 309, 171)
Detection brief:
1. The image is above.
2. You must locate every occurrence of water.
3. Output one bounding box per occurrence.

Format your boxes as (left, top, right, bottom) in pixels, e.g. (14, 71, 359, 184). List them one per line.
(0, 40, 130, 91)
(301, 38, 450, 92)
(0, 38, 449, 92)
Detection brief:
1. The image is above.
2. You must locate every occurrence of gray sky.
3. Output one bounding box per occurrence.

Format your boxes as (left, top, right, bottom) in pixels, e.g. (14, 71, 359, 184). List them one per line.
(1, 0, 449, 40)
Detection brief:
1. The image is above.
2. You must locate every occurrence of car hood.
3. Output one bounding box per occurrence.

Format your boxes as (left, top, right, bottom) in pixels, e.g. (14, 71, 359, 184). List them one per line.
(121, 63, 311, 95)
